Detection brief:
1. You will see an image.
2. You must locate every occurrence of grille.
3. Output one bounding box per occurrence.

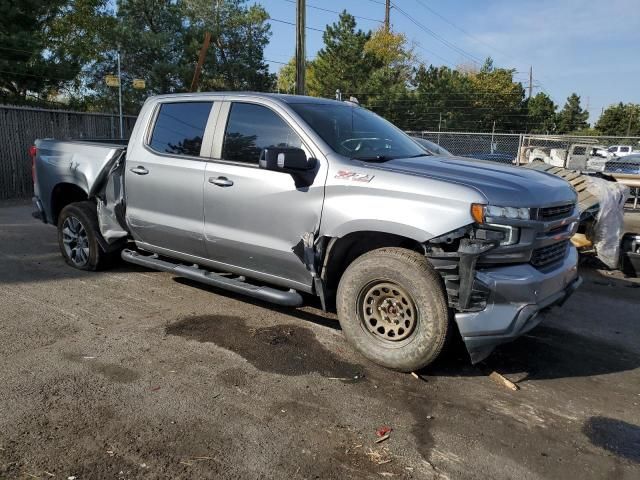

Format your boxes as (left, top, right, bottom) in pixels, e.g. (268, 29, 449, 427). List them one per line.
(539, 203, 574, 221)
(531, 241, 568, 268)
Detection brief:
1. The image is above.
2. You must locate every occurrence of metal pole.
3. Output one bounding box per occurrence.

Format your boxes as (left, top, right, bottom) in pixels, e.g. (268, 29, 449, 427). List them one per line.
(295, 0, 306, 95)
(437, 113, 442, 144)
(491, 120, 496, 153)
(517, 133, 524, 165)
(117, 51, 124, 138)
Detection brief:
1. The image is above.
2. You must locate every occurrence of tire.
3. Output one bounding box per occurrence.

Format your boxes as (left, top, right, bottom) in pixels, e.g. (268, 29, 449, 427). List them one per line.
(336, 247, 450, 372)
(57, 201, 114, 271)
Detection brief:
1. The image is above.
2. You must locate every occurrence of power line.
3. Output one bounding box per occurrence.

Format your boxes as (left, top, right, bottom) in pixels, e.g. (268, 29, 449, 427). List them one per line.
(279, 0, 383, 24)
(268, 16, 323, 32)
(412, 0, 513, 63)
(390, 2, 483, 65)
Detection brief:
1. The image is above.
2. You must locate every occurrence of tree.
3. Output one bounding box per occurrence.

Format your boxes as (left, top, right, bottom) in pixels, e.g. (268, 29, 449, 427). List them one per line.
(466, 57, 526, 132)
(185, 0, 275, 91)
(526, 92, 557, 133)
(595, 102, 640, 136)
(410, 64, 473, 131)
(0, 0, 113, 102)
(275, 58, 315, 94)
(307, 11, 376, 97)
(556, 93, 589, 134)
(83, 0, 275, 114)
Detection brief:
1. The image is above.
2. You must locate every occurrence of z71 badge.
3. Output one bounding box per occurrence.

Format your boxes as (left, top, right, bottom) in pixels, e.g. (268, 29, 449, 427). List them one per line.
(334, 170, 374, 182)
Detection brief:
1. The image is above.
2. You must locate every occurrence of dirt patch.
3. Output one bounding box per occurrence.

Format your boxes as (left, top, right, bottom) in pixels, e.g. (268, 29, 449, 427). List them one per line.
(62, 353, 141, 383)
(166, 315, 364, 380)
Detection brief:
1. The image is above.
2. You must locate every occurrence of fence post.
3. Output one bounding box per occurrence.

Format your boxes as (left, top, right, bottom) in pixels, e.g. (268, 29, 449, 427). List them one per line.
(517, 133, 524, 165)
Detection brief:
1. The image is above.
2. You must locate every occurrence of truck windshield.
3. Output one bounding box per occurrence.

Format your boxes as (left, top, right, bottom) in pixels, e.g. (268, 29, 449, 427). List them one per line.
(290, 103, 426, 161)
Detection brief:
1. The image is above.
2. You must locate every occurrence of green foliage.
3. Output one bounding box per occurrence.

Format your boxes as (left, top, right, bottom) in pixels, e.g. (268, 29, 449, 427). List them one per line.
(556, 93, 589, 134)
(595, 103, 640, 136)
(2, 0, 632, 136)
(526, 92, 557, 134)
(307, 11, 376, 97)
(0, 0, 113, 100)
(1, 0, 275, 112)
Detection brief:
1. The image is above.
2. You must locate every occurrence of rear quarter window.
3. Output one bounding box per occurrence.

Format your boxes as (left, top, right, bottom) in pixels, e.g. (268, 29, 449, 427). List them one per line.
(149, 102, 213, 157)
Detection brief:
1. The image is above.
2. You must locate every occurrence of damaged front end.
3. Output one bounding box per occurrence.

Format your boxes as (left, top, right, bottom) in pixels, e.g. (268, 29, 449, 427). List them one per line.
(426, 213, 581, 364)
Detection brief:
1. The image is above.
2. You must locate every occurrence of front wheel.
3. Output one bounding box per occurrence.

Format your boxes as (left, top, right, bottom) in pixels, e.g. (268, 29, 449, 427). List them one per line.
(336, 247, 450, 372)
(57, 201, 114, 271)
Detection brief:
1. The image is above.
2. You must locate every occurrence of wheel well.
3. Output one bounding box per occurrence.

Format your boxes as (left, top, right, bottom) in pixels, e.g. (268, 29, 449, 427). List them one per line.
(51, 183, 88, 224)
(322, 231, 424, 292)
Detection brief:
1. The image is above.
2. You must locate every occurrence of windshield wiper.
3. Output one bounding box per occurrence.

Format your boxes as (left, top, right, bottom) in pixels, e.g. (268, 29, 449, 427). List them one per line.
(405, 153, 430, 158)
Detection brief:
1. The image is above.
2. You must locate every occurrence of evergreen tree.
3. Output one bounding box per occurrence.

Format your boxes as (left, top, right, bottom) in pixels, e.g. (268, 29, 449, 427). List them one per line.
(556, 93, 589, 134)
(526, 92, 557, 133)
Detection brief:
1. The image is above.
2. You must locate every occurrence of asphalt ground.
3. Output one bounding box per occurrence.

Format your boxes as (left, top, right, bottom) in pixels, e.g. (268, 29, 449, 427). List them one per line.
(1, 200, 639, 479)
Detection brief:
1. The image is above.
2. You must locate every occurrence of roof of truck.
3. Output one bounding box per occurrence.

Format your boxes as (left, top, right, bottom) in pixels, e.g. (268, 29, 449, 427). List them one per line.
(149, 92, 349, 106)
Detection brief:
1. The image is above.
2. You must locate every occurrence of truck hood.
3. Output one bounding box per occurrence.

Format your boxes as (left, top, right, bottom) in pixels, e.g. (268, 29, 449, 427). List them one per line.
(369, 155, 577, 207)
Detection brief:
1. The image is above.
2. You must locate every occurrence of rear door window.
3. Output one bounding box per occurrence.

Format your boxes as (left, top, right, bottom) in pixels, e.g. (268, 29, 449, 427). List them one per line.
(149, 102, 213, 157)
(222, 103, 302, 164)
(620, 146, 630, 152)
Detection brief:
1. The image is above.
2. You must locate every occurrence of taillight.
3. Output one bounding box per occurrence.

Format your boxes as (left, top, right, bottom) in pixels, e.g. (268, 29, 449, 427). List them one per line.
(28, 145, 37, 182)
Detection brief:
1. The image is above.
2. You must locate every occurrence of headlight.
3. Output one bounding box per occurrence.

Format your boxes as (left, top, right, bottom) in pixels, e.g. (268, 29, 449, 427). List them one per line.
(471, 203, 530, 223)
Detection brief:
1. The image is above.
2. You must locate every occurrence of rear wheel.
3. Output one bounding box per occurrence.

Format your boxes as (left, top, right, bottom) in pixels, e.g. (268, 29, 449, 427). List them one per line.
(57, 201, 114, 271)
(336, 247, 450, 372)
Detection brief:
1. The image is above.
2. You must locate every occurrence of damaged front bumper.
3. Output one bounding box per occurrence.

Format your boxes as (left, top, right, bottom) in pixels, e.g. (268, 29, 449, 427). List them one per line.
(455, 246, 581, 363)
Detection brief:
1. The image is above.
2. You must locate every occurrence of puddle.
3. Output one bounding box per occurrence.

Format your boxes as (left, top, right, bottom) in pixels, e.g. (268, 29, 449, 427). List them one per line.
(166, 315, 364, 380)
(583, 416, 640, 463)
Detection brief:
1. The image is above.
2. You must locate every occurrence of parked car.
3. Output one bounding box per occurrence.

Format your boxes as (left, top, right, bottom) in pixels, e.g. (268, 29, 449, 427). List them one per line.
(604, 153, 640, 175)
(606, 145, 636, 157)
(411, 136, 453, 156)
(31, 92, 581, 371)
(526, 143, 603, 170)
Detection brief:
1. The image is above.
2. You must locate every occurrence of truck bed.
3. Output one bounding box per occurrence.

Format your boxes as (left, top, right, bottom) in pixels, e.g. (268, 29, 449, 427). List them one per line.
(34, 138, 126, 223)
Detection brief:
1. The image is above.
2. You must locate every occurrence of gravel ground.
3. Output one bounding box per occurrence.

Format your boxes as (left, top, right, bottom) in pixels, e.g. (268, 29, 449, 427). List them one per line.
(0, 201, 639, 479)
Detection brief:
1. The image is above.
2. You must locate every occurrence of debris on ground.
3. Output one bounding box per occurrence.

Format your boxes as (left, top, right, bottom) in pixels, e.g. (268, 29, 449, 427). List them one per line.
(366, 446, 393, 465)
(410, 372, 427, 381)
(375, 426, 392, 437)
(489, 371, 519, 391)
(375, 434, 390, 444)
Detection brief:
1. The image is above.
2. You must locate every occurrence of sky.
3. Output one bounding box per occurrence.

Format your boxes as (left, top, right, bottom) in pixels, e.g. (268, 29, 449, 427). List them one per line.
(259, 0, 640, 123)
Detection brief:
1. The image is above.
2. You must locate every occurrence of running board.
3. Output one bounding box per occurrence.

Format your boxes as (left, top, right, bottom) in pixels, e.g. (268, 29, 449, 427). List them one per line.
(121, 249, 303, 307)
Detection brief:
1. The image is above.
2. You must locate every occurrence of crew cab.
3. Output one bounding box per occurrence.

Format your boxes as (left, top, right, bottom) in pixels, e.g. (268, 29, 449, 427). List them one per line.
(31, 93, 582, 371)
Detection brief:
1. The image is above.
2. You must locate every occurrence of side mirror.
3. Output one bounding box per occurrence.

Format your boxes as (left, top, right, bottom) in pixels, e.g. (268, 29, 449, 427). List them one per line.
(259, 147, 317, 173)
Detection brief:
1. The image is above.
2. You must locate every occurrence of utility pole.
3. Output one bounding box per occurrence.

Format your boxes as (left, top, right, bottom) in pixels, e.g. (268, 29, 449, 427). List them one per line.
(117, 51, 124, 138)
(384, 0, 391, 31)
(528, 65, 533, 99)
(190, 31, 212, 92)
(295, 0, 306, 95)
(189, 1, 219, 92)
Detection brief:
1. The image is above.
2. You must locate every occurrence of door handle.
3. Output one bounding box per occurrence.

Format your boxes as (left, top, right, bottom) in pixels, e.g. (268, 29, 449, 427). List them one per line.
(209, 176, 234, 187)
(130, 166, 149, 175)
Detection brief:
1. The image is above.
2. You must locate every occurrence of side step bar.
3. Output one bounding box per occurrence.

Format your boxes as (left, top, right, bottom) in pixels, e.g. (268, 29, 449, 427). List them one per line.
(121, 249, 303, 307)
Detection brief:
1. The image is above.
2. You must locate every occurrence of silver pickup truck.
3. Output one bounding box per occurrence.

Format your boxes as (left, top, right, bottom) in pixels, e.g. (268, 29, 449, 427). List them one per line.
(31, 92, 581, 371)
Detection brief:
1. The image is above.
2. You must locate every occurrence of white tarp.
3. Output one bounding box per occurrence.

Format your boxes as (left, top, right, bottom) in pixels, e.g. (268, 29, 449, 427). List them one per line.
(585, 176, 630, 268)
